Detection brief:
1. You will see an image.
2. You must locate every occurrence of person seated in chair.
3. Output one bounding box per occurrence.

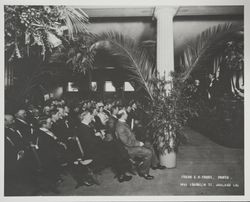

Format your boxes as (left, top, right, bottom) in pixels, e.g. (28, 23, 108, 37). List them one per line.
(105, 105, 136, 175)
(35, 116, 68, 193)
(5, 114, 26, 195)
(51, 107, 71, 143)
(105, 105, 119, 140)
(66, 135, 99, 187)
(75, 109, 132, 183)
(115, 109, 155, 180)
(15, 109, 35, 146)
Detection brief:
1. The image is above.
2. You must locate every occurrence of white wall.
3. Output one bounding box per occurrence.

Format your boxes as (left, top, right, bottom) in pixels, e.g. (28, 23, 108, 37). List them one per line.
(87, 20, 156, 42)
(173, 19, 243, 54)
(87, 17, 243, 56)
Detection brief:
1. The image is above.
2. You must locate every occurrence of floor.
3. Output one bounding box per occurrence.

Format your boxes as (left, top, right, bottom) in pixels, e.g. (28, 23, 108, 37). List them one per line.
(41, 127, 244, 196)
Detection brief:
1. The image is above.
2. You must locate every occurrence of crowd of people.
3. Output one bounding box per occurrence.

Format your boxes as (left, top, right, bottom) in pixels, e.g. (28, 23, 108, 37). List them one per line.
(4, 98, 166, 195)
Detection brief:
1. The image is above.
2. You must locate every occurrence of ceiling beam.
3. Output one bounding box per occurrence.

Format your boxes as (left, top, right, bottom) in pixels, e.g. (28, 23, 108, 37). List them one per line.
(177, 6, 243, 16)
(80, 7, 154, 18)
(80, 6, 243, 18)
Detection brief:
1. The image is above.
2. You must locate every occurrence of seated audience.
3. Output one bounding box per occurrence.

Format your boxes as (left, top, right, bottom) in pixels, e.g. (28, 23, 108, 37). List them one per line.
(5, 97, 168, 194)
(75, 109, 132, 183)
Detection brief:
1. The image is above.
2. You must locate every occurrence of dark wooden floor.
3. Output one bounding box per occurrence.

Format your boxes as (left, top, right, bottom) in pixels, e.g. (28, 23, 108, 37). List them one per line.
(41, 127, 244, 196)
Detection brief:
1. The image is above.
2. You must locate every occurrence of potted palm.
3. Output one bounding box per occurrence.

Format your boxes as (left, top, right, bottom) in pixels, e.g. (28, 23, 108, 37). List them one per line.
(87, 31, 198, 168)
(148, 73, 197, 168)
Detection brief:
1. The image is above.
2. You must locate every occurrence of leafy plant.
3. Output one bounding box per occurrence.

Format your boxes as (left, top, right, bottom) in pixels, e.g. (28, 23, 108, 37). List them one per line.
(148, 73, 199, 154)
(179, 23, 243, 82)
(12, 31, 156, 98)
(49, 33, 95, 74)
(89, 31, 156, 100)
(5, 5, 89, 62)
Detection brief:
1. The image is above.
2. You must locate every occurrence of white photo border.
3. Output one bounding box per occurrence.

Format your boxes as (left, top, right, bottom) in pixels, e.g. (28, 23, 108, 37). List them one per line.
(0, 0, 249, 201)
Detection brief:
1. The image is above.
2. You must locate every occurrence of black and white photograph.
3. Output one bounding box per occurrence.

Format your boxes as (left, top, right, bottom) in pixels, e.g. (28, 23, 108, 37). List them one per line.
(1, 0, 249, 200)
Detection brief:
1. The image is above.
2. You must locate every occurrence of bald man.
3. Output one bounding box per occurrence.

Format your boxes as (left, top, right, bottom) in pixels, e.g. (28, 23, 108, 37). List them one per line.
(115, 110, 154, 180)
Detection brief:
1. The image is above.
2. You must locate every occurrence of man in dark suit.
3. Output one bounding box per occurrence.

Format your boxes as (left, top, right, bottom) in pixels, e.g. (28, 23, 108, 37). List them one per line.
(5, 114, 25, 151)
(105, 105, 134, 170)
(66, 135, 97, 187)
(5, 115, 26, 193)
(103, 102, 112, 117)
(36, 117, 63, 171)
(5, 114, 38, 195)
(75, 109, 132, 183)
(207, 73, 219, 108)
(14, 110, 42, 173)
(35, 116, 68, 193)
(51, 108, 71, 143)
(115, 109, 154, 180)
(106, 105, 119, 140)
(15, 109, 34, 146)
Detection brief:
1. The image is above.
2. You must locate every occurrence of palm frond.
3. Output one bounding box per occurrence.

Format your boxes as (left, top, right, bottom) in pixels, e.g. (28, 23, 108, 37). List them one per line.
(180, 23, 243, 81)
(57, 6, 89, 39)
(140, 40, 157, 77)
(91, 31, 155, 100)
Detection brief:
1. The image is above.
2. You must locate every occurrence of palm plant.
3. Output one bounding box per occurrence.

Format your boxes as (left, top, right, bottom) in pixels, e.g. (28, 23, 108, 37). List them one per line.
(57, 6, 89, 39)
(89, 31, 156, 100)
(8, 28, 156, 99)
(179, 23, 243, 82)
(147, 72, 199, 155)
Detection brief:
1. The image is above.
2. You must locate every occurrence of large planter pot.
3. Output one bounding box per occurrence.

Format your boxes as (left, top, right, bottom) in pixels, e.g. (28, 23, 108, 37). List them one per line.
(159, 150, 177, 168)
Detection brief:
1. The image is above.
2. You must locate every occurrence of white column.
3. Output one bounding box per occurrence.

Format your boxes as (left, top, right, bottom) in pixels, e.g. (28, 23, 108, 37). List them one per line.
(154, 7, 178, 88)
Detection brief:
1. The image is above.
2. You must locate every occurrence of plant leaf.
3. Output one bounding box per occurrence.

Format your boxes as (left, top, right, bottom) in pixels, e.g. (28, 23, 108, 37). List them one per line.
(90, 31, 155, 100)
(180, 23, 243, 81)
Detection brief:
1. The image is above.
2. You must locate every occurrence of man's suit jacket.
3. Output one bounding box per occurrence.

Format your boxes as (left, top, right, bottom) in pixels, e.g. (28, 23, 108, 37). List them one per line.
(103, 109, 111, 117)
(115, 120, 141, 148)
(208, 78, 220, 99)
(15, 119, 33, 144)
(5, 127, 25, 151)
(93, 116, 105, 131)
(51, 118, 71, 142)
(36, 129, 61, 168)
(75, 123, 107, 159)
(106, 116, 118, 139)
(5, 127, 25, 173)
(75, 123, 116, 172)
